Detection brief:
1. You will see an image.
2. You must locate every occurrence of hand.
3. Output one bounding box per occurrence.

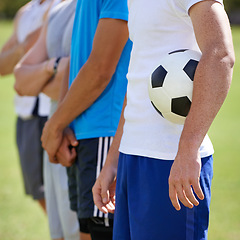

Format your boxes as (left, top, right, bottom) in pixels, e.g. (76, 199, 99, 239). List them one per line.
(41, 118, 63, 163)
(168, 151, 204, 211)
(57, 57, 69, 74)
(55, 127, 78, 167)
(92, 164, 117, 214)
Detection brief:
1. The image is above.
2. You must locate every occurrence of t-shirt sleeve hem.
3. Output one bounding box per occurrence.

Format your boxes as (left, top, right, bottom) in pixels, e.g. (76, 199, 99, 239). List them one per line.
(99, 12, 128, 21)
(186, 0, 223, 13)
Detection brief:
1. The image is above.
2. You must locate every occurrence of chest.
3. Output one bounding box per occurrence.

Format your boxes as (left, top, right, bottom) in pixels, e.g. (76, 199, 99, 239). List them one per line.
(127, 0, 191, 42)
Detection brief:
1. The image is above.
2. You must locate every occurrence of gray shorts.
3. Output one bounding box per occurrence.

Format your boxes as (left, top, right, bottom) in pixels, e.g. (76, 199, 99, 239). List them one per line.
(44, 151, 79, 240)
(16, 116, 47, 200)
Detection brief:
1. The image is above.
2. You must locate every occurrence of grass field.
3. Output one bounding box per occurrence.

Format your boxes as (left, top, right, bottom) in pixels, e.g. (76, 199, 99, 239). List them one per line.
(0, 20, 240, 240)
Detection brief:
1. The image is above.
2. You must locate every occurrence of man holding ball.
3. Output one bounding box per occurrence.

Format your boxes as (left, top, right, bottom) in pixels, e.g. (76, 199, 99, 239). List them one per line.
(93, 0, 235, 239)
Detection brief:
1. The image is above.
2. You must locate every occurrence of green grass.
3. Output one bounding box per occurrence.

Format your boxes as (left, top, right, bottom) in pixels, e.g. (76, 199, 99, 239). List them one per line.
(0, 20, 240, 239)
(0, 20, 49, 240)
(207, 25, 240, 240)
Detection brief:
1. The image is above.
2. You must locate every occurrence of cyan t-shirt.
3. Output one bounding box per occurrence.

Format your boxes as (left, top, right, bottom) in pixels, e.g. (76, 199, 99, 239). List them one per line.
(69, 0, 132, 140)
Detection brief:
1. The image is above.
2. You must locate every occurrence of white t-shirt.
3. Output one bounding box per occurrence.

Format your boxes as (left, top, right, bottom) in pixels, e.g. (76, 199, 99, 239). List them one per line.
(119, 0, 223, 160)
(15, 0, 61, 118)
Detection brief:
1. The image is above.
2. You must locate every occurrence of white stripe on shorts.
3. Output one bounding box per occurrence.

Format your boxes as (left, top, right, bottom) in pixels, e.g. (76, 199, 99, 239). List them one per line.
(93, 137, 113, 219)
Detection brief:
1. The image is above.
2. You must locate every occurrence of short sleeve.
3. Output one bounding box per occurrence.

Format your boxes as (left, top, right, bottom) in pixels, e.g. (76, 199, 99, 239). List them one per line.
(179, 0, 223, 13)
(100, 0, 128, 21)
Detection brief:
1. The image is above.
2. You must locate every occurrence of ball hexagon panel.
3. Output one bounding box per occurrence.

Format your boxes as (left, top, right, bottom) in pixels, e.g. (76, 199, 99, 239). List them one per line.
(162, 70, 193, 99)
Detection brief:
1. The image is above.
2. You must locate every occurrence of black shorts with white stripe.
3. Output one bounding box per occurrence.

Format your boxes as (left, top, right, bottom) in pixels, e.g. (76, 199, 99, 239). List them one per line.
(67, 136, 114, 221)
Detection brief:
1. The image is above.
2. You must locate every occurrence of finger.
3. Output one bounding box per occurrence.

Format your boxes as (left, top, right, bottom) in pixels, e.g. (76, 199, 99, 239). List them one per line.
(192, 179, 204, 200)
(169, 184, 181, 211)
(109, 192, 116, 206)
(109, 180, 116, 205)
(57, 140, 75, 167)
(49, 155, 59, 164)
(70, 147, 77, 161)
(175, 184, 194, 209)
(66, 129, 78, 147)
(101, 183, 110, 205)
(184, 184, 199, 207)
(105, 201, 115, 214)
(92, 183, 108, 214)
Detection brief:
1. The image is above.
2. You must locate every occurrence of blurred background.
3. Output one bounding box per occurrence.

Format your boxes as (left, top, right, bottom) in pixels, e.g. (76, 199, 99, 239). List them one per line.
(0, 0, 239, 20)
(0, 0, 240, 239)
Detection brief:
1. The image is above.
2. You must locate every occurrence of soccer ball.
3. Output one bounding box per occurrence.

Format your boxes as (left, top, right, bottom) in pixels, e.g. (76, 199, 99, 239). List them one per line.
(148, 49, 201, 125)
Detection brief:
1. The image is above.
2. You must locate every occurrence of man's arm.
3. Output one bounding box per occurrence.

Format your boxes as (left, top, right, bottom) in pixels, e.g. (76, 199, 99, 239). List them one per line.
(0, 44, 24, 76)
(41, 18, 129, 161)
(41, 57, 70, 100)
(14, 21, 59, 96)
(53, 59, 79, 166)
(92, 96, 126, 214)
(0, 2, 42, 76)
(0, 4, 25, 76)
(169, 1, 235, 211)
(0, 27, 42, 77)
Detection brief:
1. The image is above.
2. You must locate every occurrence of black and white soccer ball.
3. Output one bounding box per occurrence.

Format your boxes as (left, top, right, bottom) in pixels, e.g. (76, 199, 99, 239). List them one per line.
(148, 49, 202, 125)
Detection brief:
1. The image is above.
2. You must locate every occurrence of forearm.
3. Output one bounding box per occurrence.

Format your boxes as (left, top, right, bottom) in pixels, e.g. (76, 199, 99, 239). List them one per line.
(178, 50, 234, 154)
(0, 44, 24, 76)
(42, 57, 70, 100)
(49, 61, 113, 131)
(23, 27, 42, 52)
(42, 69, 64, 100)
(104, 96, 126, 172)
(58, 61, 70, 102)
(14, 58, 54, 96)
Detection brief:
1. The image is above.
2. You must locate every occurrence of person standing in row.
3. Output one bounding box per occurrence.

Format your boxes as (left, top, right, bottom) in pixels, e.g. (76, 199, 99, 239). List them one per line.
(41, 0, 132, 239)
(14, 1, 90, 239)
(93, 0, 235, 239)
(1, 0, 61, 212)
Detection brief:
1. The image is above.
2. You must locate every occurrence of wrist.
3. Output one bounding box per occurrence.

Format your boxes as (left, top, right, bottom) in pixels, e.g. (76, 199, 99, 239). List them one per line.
(49, 107, 67, 132)
(53, 57, 62, 77)
(177, 136, 200, 158)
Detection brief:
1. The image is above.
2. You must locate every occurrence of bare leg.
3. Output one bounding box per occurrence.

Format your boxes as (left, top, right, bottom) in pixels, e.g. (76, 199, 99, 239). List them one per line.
(80, 232, 91, 240)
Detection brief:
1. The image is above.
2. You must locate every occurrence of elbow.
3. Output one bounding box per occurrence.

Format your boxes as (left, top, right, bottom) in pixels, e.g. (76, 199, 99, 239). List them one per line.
(14, 82, 24, 96)
(226, 50, 235, 69)
(213, 45, 235, 69)
(219, 45, 235, 69)
(93, 62, 116, 89)
(0, 69, 11, 76)
(98, 69, 114, 87)
(0, 64, 13, 76)
(14, 80, 25, 96)
(13, 65, 35, 96)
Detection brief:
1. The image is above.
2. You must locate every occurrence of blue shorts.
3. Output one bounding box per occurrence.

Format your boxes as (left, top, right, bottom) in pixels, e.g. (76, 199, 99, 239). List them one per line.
(113, 153, 213, 240)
